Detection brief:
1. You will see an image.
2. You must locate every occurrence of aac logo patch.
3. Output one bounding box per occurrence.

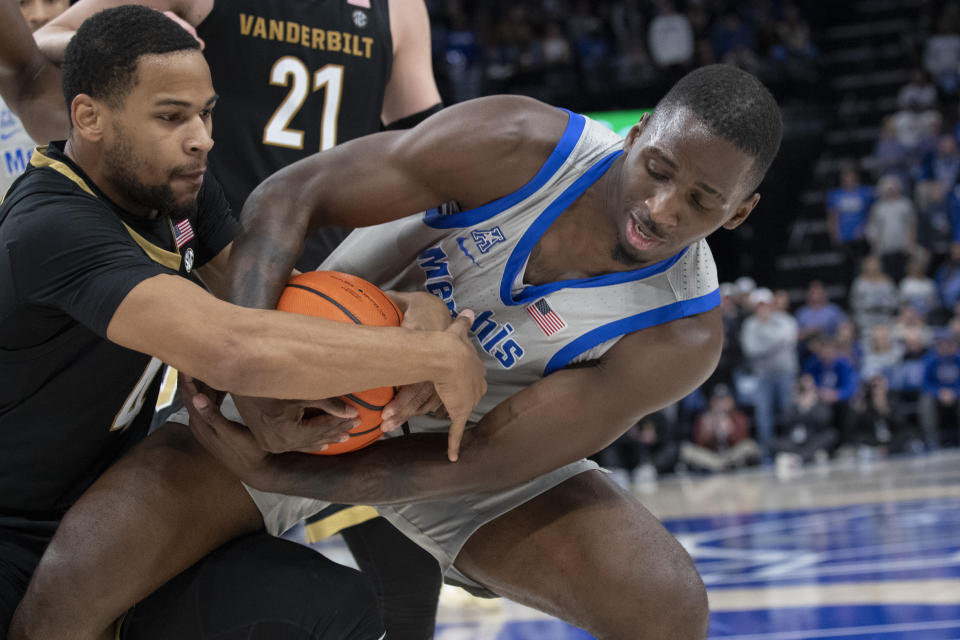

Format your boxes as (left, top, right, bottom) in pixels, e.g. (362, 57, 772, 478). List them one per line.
(471, 227, 505, 254)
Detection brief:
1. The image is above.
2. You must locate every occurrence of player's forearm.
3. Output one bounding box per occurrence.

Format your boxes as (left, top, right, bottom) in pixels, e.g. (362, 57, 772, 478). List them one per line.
(228, 177, 314, 310)
(210, 311, 457, 400)
(242, 374, 624, 503)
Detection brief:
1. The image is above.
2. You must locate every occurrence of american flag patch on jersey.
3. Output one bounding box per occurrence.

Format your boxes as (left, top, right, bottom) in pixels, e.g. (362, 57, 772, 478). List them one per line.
(173, 218, 195, 249)
(526, 298, 567, 336)
(347, 0, 370, 7)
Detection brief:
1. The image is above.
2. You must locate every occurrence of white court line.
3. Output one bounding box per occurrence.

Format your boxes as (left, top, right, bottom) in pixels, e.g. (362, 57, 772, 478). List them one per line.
(716, 618, 960, 640)
(709, 579, 960, 610)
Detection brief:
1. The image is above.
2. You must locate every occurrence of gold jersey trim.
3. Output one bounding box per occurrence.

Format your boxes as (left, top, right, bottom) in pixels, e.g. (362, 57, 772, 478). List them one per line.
(29, 146, 96, 197)
(304, 505, 379, 542)
(31, 146, 182, 271)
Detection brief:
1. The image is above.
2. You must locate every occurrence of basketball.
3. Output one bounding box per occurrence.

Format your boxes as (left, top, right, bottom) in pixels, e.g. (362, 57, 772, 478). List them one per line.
(276, 270, 403, 455)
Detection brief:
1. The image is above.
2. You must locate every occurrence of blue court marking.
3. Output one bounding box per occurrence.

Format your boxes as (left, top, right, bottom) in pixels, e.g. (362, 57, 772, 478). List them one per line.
(436, 620, 595, 639)
(664, 498, 960, 588)
(709, 604, 960, 639)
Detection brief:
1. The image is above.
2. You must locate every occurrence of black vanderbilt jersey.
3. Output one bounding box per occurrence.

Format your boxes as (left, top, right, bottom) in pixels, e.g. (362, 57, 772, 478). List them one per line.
(0, 143, 236, 531)
(197, 0, 393, 215)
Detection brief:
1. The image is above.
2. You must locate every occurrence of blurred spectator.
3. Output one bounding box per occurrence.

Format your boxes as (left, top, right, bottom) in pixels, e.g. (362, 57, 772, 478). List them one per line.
(898, 68, 938, 111)
(773, 288, 791, 313)
(712, 13, 755, 62)
(827, 167, 873, 268)
(936, 241, 960, 310)
(796, 280, 847, 343)
(541, 22, 573, 66)
(891, 100, 941, 168)
(595, 409, 680, 486)
(849, 254, 899, 333)
(803, 337, 858, 426)
(845, 374, 924, 457)
(866, 174, 917, 281)
(648, 1, 694, 71)
(891, 303, 934, 345)
(834, 319, 862, 370)
(923, 21, 960, 95)
(740, 287, 798, 462)
(680, 384, 760, 473)
(861, 324, 904, 380)
(917, 134, 960, 212)
(772, 374, 838, 465)
(441, 10, 484, 102)
(868, 116, 911, 188)
(888, 326, 933, 419)
(919, 331, 960, 448)
(776, 2, 816, 60)
(899, 252, 939, 318)
(714, 283, 745, 387)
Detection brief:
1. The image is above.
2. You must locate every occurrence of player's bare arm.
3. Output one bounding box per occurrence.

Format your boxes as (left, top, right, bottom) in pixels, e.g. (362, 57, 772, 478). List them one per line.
(230, 96, 566, 311)
(185, 308, 723, 502)
(0, 0, 68, 142)
(34, 0, 211, 63)
(106, 273, 484, 407)
(380, 0, 441, 125)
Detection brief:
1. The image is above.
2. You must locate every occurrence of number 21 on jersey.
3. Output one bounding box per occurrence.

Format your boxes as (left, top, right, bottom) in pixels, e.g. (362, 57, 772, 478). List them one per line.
(264, 56, 343, 151)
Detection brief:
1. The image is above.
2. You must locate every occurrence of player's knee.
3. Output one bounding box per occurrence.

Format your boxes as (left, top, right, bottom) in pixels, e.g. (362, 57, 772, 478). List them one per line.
(636, 547, 709, 639)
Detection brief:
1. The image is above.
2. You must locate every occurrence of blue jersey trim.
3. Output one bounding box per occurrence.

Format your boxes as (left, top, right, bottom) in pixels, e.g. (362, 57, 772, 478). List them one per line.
(499, 149, 688, 306)
(423, 109, 586, 230)
(543, 288, 721, 375)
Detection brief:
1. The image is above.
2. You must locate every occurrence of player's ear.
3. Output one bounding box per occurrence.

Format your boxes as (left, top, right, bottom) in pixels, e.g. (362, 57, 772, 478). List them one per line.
(622, 112, 651, 151)
(723, 192, 760, 230)
(70, 94, 105, 142)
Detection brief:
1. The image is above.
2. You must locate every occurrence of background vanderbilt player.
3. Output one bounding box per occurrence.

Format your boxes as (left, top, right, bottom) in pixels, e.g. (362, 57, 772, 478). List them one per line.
(2, 7, 485, 638)
(15, 65, 782, 639)
(37, 0, 442, 266)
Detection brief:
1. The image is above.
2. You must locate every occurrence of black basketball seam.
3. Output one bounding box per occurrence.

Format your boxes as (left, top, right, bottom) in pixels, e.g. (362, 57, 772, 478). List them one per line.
(285, 284, 361, 324)
(348, 424, 382, 437)
(344, 393, 387, 411)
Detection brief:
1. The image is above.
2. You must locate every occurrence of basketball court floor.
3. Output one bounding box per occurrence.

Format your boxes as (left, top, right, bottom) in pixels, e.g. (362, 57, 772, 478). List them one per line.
(299, 449, 960, 639)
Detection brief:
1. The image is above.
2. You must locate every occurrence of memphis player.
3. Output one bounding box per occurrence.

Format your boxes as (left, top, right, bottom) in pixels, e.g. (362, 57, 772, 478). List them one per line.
(24, 64, 782, 638)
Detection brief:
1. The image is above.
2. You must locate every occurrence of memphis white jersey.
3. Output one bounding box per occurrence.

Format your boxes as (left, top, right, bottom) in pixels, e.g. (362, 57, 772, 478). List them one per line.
(322, 109, 720, 428)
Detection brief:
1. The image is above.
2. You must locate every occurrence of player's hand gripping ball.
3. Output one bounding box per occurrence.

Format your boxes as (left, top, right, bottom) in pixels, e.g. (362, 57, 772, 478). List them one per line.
(276, 271, 403, 454)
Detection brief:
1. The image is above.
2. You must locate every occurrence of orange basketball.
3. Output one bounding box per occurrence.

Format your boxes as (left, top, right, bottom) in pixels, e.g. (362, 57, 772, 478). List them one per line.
(276, 270, 403, 455)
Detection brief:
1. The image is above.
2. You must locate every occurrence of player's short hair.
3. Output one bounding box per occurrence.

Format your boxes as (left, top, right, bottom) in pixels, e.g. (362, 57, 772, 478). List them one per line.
(62, 5, 201, 111)
(652, 64, 782, 192)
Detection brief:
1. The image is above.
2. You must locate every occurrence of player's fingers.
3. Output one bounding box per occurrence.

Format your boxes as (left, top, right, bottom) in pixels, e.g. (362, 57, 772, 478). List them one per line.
(305, 397, 358, 419)
(447, 416, 466, 462)
(382, 383, 437, 431)
(445, 309, 476, 340)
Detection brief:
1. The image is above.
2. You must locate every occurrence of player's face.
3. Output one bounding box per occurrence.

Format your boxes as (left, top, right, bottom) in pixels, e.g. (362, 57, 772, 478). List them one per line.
(608, 107, 760, 267)
(19, 0, 70, 31)
(102, 51, 216, 219)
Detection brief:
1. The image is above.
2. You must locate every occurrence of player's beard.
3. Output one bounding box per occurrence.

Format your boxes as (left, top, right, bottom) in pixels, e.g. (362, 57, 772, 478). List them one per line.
(105, 133, 198, 222)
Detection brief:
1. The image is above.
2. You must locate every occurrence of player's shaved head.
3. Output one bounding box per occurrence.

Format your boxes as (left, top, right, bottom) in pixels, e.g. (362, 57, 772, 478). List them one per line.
(650, 64, 782, 191)
(62, 5, 201, 111)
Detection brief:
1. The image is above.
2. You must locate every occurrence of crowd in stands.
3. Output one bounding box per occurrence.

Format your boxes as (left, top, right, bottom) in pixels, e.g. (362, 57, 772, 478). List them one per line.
(425, 0, 819, 107)
(595, 2, 960, 487)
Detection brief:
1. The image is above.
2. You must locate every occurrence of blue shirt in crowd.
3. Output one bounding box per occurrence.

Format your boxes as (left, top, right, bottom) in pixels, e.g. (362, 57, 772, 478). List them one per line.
(803, 355, 858, 401)
(922, 352, 960, 395)
(826, 185, 874, 243)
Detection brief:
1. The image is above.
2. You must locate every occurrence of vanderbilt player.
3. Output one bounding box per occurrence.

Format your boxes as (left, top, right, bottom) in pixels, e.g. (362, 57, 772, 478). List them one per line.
(30, 3, 448, 637)
(37, 0, 441, 265)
